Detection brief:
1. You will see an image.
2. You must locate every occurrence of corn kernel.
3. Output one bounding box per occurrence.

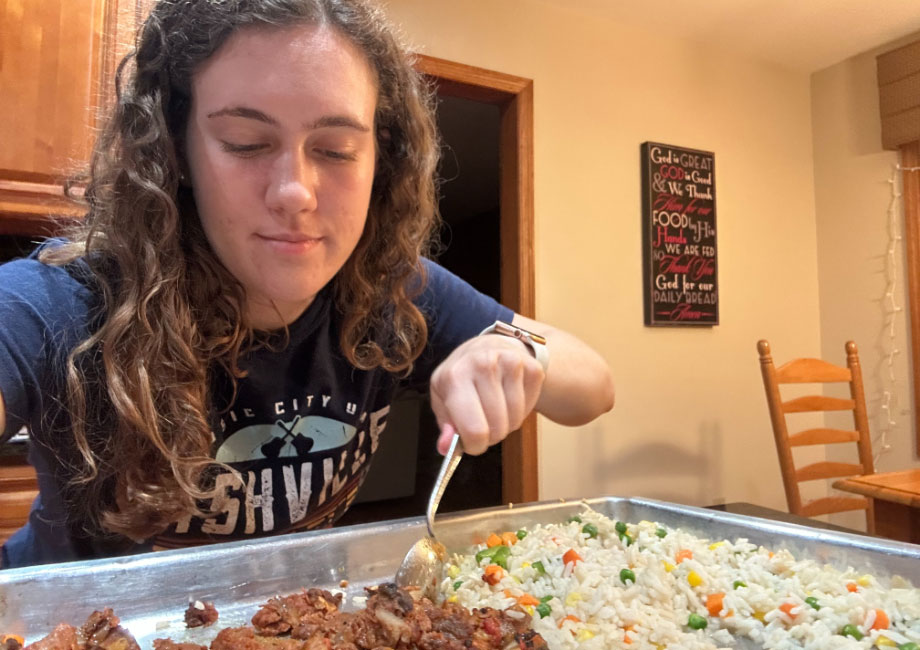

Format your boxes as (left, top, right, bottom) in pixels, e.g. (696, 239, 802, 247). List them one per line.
(565, 592, 583, 606)
(708, 542, 725, 550)
(753, 611, 766, 622)
(877, 637, 897, 647)
(687, 571, 703, 587)
(663, 561, 676, 573)
(447, 595, 458, 603)
(522, 562, 531, 569)
(576, 630, 595, 641)
(447, 565, 460, 579)
(857, 574, 872, 587)
(524, 606, 534, 615)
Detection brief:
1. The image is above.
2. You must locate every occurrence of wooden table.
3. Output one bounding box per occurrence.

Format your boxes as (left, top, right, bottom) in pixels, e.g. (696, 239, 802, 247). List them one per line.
(833, 469, 920, 544)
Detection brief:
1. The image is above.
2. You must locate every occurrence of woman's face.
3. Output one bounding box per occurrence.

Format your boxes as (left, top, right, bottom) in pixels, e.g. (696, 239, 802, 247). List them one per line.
(184, 24, 378, 329)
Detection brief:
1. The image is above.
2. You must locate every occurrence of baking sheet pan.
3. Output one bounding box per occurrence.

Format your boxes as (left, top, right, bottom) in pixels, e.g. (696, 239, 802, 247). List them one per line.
(1, 496, 917, 647)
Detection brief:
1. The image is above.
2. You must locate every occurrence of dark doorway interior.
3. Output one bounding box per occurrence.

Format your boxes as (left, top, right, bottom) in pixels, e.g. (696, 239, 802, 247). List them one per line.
(340, 94, 504, 525)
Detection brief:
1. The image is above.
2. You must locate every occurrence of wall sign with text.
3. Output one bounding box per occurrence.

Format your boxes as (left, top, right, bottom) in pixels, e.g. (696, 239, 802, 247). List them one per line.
(640, 142, 718, 326)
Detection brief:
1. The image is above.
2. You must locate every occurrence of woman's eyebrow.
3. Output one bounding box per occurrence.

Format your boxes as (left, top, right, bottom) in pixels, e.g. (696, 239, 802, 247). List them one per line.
(309, 115, 371, 132)
(207, 106, 278, 125)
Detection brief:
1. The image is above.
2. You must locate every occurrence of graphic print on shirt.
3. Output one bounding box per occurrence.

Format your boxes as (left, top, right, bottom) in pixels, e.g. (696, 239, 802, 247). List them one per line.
(157, 396, 390, 547)
(214, 415, 357, 462)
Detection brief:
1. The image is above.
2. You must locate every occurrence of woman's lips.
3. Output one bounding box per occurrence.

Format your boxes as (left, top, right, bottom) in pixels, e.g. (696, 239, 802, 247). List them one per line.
(256, 233, 322, 254)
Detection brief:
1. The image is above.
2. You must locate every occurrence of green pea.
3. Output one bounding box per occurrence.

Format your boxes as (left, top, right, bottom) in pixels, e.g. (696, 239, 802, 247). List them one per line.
(539, 595, 553, 603)
(567, 515, 582, 524)
(453, 580, 463, 590)
(516, 529, 528, 540)
(536, 603, 552, 618)
(619, 568, 636, 584)
(655, 527, 667, 538)
(532, 560, 546, 575)
(491, 545, 511, 569)
(582, 523, 598, 539)
(840, 624, 863, 640)
(804, 596, 820, 611)
(615, 521, 628, 534)
(899, 643, 919, 650)
(475, 546, 499, 564)
(618, 532, 633, 546)
(687, 613, 708, 630)
(732, 580, 747, 590)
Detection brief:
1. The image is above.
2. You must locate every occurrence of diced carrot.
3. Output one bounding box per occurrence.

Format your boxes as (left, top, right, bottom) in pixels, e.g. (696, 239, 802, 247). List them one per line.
(558, 615, 581, 628)
(501, 531, 519, 546)
(846, 582, 858, 592)
(623, 625, 635, 632)
(563, 549, 583, 566)
(675, 549, 693, 563)
(486, 533, 503, 548)
(517, 594, 540, 607)
(482, 564, 504, 585)
(706, 592, 725, 617)
(870, 609, 890, 631)
(779, 602, 796, 618)
(623, 635, 632, 644)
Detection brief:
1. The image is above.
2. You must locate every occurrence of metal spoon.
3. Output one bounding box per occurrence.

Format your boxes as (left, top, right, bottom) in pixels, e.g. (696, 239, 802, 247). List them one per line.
(395, 432, 463, 601)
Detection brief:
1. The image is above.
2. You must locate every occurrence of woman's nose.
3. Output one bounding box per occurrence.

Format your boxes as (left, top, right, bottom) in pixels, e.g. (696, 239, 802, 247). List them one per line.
(265, 151, 318, 216)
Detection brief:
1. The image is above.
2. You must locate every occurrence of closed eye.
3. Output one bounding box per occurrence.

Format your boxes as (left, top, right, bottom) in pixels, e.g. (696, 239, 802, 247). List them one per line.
(318, 149, 357, 162)
(220, 141, 268, 156)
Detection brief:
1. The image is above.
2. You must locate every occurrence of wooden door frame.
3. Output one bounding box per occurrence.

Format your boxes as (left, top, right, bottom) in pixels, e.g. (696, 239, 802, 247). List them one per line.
(900, 141, 920, 455)
(413, 55, 538, 504)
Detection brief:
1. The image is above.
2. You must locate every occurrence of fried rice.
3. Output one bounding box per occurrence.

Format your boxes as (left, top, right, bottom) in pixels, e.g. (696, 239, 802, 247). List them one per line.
(440, 507, 920, 650)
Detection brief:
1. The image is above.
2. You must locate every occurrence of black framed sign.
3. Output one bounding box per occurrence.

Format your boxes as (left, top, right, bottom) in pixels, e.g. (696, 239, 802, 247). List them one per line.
(640, 142, 718, 326)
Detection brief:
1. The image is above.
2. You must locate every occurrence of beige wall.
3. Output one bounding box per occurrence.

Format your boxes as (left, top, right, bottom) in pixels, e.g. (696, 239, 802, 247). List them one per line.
(812, 32, 920, 527)
(384, 0, 845, 512)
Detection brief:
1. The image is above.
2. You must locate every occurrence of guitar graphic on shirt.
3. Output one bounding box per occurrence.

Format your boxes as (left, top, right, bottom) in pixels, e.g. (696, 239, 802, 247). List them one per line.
(215, 414, 357, 463)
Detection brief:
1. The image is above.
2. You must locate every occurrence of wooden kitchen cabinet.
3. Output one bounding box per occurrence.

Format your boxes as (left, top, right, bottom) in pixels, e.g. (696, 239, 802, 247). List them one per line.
(0, 458, 38, 548)
(0, 0, 152, 235)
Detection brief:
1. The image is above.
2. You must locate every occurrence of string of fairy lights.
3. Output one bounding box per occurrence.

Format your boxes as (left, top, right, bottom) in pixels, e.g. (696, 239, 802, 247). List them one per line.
(877, 161, 920, 464)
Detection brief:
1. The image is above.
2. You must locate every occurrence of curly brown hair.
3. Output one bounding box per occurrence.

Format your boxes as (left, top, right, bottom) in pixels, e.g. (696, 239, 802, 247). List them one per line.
(40, 0, 440, 541)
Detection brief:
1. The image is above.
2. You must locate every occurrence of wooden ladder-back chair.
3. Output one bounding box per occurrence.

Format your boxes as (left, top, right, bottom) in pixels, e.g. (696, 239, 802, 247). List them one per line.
(757, 339, 875, 533)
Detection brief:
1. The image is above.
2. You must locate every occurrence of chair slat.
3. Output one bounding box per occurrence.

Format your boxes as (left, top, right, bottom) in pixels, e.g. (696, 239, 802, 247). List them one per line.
(775, 358, 851, 383)
(787, 428, 860, 447)
(782, 396, 855, 413)
(799, 496, 870, 517)
(795, 461, 864, 482)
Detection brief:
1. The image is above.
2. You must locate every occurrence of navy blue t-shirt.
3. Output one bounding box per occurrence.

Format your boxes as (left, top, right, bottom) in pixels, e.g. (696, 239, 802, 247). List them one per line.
(0, 247, 511, 567)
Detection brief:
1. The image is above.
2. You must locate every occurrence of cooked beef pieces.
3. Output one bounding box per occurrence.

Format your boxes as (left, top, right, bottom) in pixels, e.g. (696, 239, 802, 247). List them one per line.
(23, 584, 547, 650)
(23, 609, 140, 650)
(184, 602, 219, 629)
(251, 589, 342, 638)
(242, 582, 548, 650)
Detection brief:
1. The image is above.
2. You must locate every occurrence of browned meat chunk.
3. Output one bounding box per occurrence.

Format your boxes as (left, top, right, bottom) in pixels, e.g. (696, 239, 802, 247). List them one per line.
(185, 602, 219, 629)
(251, 590, 341, 637)
(152, 641, 207, 650)
(210, 627, 304, 650)
(23, 625, 80, 650)
(81, 608, 140, 650)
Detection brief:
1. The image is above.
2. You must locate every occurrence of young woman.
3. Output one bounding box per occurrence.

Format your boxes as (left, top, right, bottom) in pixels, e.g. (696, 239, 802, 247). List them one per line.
(0, 0, 614, 568)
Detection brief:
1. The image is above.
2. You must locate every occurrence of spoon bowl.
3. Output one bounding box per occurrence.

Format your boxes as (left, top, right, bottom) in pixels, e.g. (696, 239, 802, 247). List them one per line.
(395, 433, 463, 601)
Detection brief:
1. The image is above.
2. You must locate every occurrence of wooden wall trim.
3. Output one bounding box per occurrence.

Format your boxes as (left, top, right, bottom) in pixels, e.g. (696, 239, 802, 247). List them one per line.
(413, 55, 539, 503)
(902, 141, 920, 456)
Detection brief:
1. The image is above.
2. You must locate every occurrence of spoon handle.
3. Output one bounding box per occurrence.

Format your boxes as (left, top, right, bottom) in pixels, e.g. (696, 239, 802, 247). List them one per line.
(426, 432, 463, 537)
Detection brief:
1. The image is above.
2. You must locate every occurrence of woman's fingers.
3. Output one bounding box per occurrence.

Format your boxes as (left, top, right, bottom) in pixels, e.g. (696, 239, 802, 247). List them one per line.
(430, 343, 543, 455)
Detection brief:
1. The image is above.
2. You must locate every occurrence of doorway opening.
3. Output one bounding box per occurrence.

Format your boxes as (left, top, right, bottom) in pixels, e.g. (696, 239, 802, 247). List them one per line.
(339, 57, 536, 526)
